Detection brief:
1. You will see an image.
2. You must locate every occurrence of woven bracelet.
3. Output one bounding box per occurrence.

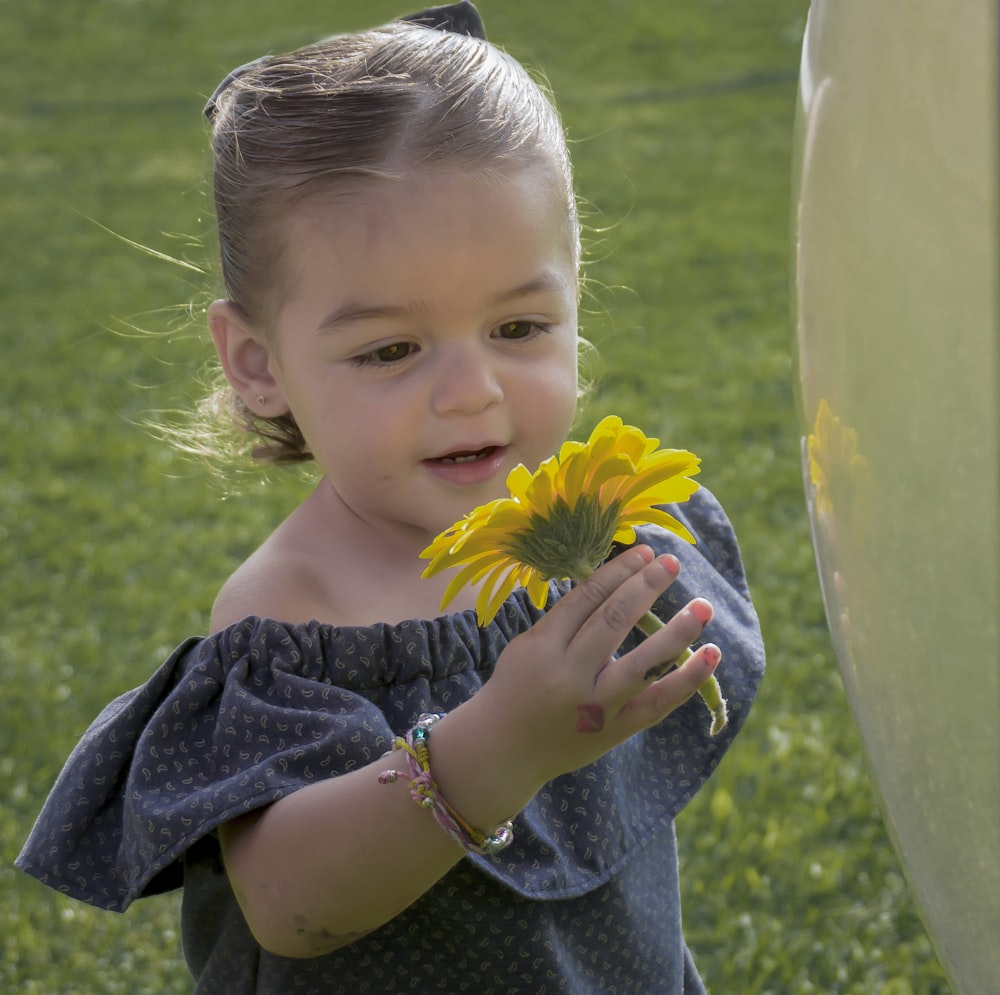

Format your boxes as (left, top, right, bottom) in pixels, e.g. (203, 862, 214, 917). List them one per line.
(378, 713, 514, 855)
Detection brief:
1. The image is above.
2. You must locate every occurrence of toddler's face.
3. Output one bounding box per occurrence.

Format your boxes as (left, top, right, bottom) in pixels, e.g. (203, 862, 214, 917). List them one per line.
(263, 163, 580, 546)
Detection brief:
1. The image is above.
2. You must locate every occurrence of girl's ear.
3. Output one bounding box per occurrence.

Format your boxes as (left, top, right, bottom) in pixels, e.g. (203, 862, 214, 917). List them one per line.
(207, 300, 289, 416)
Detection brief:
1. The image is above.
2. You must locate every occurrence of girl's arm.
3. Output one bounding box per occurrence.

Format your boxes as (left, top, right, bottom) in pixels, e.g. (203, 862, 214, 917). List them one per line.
(220, 545, 719, 958)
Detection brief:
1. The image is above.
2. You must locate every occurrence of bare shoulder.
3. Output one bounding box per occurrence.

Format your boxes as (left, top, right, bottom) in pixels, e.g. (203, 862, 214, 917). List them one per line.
(210, 537, 330, 632)
(210, 550, 328, 632)
(209, 483, 451, 631)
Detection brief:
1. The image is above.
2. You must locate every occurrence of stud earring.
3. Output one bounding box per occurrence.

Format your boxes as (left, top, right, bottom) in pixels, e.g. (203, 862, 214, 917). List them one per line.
(256, 395, 266, 407)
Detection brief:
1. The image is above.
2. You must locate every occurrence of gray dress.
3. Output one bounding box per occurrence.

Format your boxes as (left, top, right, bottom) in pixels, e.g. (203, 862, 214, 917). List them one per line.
(17, 489, 765, 993)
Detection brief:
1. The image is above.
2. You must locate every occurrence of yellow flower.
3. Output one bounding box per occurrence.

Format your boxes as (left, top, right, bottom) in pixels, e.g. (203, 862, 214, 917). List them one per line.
(421, 415, 727, 735)
(421, 415, 701, 624)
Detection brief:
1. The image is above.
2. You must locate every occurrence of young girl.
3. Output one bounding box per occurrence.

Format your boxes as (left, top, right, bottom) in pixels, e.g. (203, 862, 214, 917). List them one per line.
(18, 4, 765, 992)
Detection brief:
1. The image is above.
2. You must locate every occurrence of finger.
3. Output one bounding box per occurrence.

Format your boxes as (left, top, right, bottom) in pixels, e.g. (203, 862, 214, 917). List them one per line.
(620, 643, 722, 728)
(592, 596, 712, 700)
(638, 599, 714, 683)
(539, 545, 661, 639)
(568, 552, 681, 661)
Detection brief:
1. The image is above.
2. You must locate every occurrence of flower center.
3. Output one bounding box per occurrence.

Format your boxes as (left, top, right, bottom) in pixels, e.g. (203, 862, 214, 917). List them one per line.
(501, 494, 623, 581)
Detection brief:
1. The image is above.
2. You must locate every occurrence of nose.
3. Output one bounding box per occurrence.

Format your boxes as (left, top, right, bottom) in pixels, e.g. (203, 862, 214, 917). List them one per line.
(430, 343, 504, 416)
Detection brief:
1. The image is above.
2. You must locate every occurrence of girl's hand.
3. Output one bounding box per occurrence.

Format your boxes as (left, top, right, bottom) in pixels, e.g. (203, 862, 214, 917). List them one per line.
(431, 545, 720, 820)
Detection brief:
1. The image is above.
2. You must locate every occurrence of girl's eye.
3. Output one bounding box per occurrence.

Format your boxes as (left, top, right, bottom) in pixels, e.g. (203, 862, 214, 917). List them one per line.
(352, 342, 417, 367)
(495, 320, 543, 340)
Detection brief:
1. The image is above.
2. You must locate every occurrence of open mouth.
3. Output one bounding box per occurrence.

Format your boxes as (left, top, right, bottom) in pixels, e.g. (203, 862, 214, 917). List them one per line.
(434, 446, 498, 465)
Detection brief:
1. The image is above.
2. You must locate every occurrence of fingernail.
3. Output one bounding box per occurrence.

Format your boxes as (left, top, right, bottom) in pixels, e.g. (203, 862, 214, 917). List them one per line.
(702, 644, 722, 667)
(659, 554, 680, 578)
(688, 599, 713, 626)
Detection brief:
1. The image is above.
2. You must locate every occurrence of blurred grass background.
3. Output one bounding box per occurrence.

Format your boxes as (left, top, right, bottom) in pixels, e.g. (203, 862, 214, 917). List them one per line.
(1, 1, 952, 992)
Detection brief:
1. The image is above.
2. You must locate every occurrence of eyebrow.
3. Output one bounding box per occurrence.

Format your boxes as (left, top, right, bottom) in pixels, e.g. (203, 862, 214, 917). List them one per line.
(316, 272, 571, 334)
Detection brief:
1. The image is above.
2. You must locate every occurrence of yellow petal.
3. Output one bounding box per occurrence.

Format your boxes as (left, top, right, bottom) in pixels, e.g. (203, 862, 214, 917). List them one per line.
(614, 456, 700, 505)
(588, 414, 623, 441)
(485, 504, 534, 534)
(619, 429, 650, 464)
(506, 463, 534, 503)
(525, 572, 551, 609)
(421, 529, 494, 573)
(558, 451, 589, 509)
(586, 452, 635, 494)
(636, 447, 701, 477)
(613, 420, 656, 463)
(438, 552, 514, 607)
(420, 525, 465, 560)
(557, 438, 587, 463)
(618, 506, 697, 544)
(610, 523, 639, 545)
(477, 565, 522, 625)
(619, 477, 700, 511)
(420, 500, 505, 561)
(524, 462, 556, 516)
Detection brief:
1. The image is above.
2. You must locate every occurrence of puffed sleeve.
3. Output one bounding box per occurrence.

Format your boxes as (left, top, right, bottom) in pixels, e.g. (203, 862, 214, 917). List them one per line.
(15, 613, 501, 912)
(466, 485, 766, 897)
(639, 483, 765, 749)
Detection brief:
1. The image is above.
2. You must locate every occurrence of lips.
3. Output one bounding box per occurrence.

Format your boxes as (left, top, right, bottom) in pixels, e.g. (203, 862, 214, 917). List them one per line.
(423, 444, 510, 485)
(434, 446, 499, 465)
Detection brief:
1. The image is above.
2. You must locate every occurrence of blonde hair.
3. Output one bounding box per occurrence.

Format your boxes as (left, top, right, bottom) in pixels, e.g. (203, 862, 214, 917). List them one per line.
(203, 20, 577, 464)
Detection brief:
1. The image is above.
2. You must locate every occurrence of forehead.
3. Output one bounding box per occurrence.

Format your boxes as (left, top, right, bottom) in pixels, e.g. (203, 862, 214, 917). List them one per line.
(270, 163, 579, 313)
(299, 160, 575, 241)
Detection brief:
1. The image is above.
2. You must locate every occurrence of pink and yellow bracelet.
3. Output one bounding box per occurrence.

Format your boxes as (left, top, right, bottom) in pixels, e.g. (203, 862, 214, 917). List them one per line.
(378, 713, 514, 855)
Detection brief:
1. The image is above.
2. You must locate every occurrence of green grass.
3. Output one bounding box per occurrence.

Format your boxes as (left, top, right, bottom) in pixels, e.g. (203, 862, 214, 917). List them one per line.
(2, 1, 951, 992)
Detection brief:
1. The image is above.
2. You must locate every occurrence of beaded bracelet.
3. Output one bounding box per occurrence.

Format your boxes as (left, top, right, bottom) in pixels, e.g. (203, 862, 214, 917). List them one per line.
(378, 713, 514, 855)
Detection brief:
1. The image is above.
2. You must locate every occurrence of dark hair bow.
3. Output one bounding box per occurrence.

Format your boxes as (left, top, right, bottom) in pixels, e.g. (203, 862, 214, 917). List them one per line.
(204, 1, 487, 119)
(399, 1, 486, 38)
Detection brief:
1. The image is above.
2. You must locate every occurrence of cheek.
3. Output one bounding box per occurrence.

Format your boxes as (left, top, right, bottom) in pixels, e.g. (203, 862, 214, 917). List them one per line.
(526, 362, 579, 443)
(552, 338, 582, 414)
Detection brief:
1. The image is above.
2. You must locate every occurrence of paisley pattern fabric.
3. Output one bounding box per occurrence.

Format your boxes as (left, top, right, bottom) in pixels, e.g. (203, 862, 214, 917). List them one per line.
(17, 489, 765, 993)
